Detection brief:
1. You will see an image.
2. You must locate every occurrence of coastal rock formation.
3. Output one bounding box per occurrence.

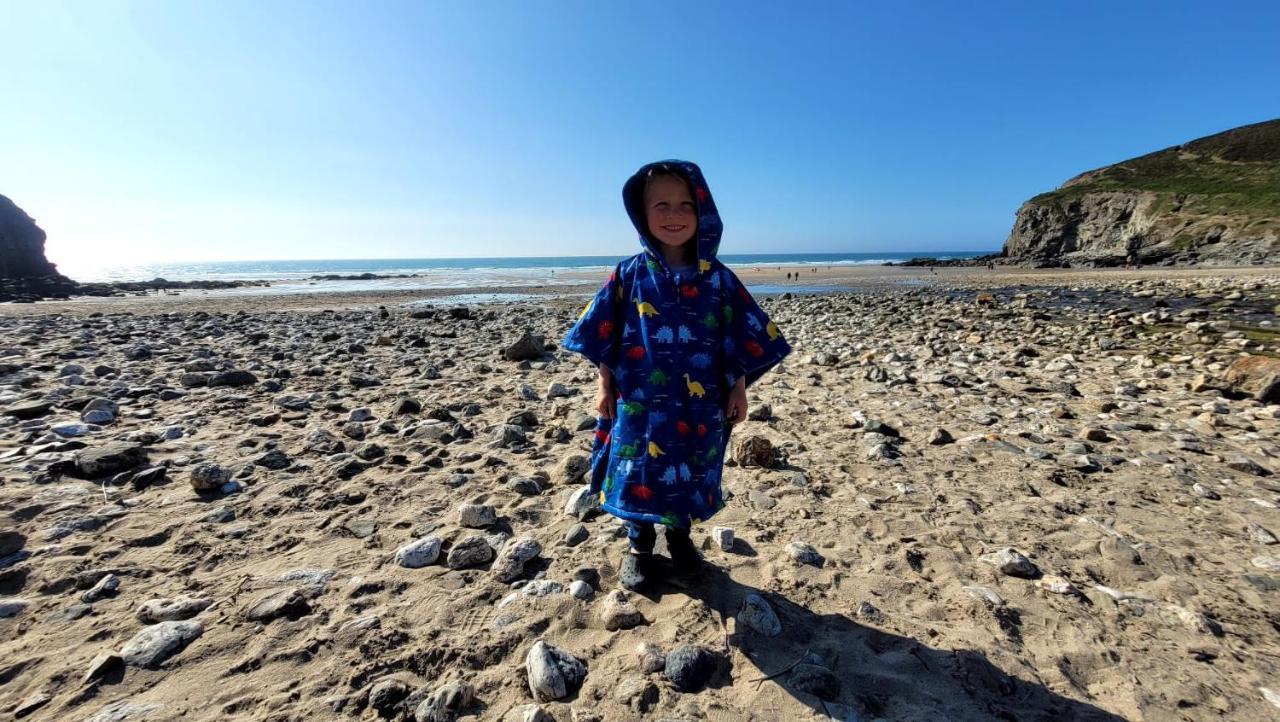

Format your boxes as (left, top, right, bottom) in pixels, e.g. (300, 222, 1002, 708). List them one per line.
(1003, 118, 1280, 267)
(0, 194, 77, 302)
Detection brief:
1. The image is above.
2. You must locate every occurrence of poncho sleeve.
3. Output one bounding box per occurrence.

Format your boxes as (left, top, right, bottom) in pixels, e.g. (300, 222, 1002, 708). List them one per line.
(721, 267, 791, 387)
(562, 263, 626, 370)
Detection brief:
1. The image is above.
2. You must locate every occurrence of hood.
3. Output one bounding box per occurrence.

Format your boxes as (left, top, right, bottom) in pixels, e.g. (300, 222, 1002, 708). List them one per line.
(622, 160, 722, 275)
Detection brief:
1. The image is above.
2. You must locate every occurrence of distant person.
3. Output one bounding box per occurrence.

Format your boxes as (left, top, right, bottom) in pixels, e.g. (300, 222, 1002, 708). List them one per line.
(562, 160, 790, 591)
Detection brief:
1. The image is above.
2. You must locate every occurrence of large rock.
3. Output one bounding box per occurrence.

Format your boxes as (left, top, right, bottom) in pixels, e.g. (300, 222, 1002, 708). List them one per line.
(0, 194, 77, 302)
(503, 330, 546, 361)
(1224, 355, 1280, 403)
(73, 442, 147, 478)
(526, 640, 587, 702)
(119, 620, 204, 668)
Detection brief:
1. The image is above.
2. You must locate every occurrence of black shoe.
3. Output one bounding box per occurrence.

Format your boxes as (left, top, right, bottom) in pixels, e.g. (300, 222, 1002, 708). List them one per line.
(666, 529, 703, 577)
(620, 552, 653, 590)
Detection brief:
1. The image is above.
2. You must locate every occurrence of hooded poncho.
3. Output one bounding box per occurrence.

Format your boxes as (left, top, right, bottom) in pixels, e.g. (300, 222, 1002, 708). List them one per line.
(562, 160, 791, 527)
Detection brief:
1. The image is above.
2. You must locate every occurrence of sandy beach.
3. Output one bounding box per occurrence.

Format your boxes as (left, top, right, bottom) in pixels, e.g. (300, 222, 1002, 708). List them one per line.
(2, 265, 1280, 721)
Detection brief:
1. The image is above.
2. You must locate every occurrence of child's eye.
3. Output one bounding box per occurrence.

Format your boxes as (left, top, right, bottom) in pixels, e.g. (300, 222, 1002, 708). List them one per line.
(681, 202, 695, 210)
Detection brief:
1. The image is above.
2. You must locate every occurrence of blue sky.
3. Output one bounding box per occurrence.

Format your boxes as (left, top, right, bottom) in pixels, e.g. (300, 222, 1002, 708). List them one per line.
(2, 1, 1278, 272)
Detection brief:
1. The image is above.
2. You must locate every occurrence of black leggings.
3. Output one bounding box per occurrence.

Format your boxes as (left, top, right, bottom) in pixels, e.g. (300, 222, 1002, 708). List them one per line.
(626, 521, 689, 553)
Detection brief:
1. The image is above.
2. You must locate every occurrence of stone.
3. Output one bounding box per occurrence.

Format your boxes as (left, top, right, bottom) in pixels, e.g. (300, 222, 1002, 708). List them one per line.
(136, 596, 212, 623)
(82, 701, 164, 722)
(1224, 355, 1280, 403)
(458, 503, 497, 528)
(928, 427, 954, 445)
(1247, 523, 1278, 545)
(1035, 575, 1080, 595)
(3, 400, 52, 419)
(526, 640, 587, 702)
(786, 541, 825, 567)
(506, 705, 554, 722)
(599, 590, 646, 630)
(733, 435, 776, 467)
(564, 523, 589, 546)
(664, 645, 718, 692)
(711, 526, 734, 551)
(414, 681, 475, 722)
(73, 442, 147, 478)
(564, 486, 600, 520)
(13, 692, 51, 718)
(255, 449, 292, 470)
(614, 676, 660, 713)
(569, 580, 594, 600)
(189, 462, 232, 492)
(0, 597, 30, 617)
(1252, 555, 1280, 572)
(737, 593, 782, 636)
(396, 537, 442, 569)
(636, 642, 665, 673)
(243, 588, 310, 621)
(1226, 454, 1271, 476)
(82, 573, 120, 603)
(982, 548, 1040, 578)
(83, 651, 124, 684)
(369, 677, 410, 717)
(493, 537, 541, 582)
(556, 454, 591, 485)
(0, 530, 25, 558)
(504, 330, 547, 361)
(119, 620, 204, 668)
(748, 403, 773, 421)
(446, 536, 494, 569)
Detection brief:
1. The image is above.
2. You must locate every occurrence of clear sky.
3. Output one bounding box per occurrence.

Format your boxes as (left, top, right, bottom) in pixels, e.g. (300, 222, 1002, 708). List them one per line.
(3, 1, 1278, 273)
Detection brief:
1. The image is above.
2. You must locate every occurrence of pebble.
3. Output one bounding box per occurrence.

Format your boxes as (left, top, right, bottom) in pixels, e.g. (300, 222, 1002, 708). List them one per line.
(493, 537, 541, 582)
(981, 547, 1040, 578)
(1247, 523, 1278, 545)
(457, 503, 497, 528)
(785, 541, 825, 567)
(446, 535, 494, 569)
(119, 620, 204, 667)
(1035, 575, 1080, 595)
(136, 596, 212, 623)
(963, 585, 1007, 607)
(0, 597, 30, 617)
(636, 642, 666, 673)
(1251, 555, 1280, 572)
(563, 523, 589, 546)
(564, 485, 600, 520)
(569, 580, 593, 600)
(664, 644, 718, 692)
(243, 587, 310, 621)
(526, 640, 587, 702)
(81, 573, 120, 603)
(189, 462, 231, 492)
(599, 590, 646, 630)
(396, 536, 443, 568)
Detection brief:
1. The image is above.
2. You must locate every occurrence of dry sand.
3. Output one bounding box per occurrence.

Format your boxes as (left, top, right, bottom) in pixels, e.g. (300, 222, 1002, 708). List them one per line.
(2, 265, 1280, 721)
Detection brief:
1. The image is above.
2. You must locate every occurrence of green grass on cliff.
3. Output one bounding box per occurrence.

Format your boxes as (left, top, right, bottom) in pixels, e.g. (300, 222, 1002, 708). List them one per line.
(1029, 119, 1280, 216)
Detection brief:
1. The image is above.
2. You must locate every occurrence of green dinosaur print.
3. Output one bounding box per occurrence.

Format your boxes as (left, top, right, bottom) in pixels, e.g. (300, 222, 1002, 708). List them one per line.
(604, 475, 616, 493)
(702, 312, 719, 329)
(621, 401, 646, 415)
(648, 369, 668, 385)
(722, 304, 734, 323)
(619, 443, 639, 459)
(647, 257, 662, 272)
(659, 513, 679, 527)
(706, 446, 719, 461)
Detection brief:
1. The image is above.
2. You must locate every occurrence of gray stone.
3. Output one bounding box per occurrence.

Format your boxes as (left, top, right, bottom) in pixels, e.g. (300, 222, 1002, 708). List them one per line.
(458, 503, 497, 528)
(564, 486, 600, 520)
(396, 536, 443, 568)
(569, 580, 593, 600)
(119, 620, 204, 668)
(81, 573, 120, 603)
(636, 642, 665, 673)
(504, 331, 546, 362)
(243, 587, 310, 621)
(74, 442, 147, 478)
(982, 548, 1040, 578)
(737, 593, 782, 636)
(789, 663, 841, 700)
(83, 651, 124, 684)
(136, 596, 212, 623)
(564, 523, 589, 546)
(786, 541, 825, 567)
(599, 590, 646, 630)
(189, 462, 231, 492)
(664, 645, 718, 692)
(493, 537, 541, 582)
(526, 640, 586, 702)
(0, 597, 30, 617)
(446, 535, 494, 569)
(1248, 523, 1278, 545)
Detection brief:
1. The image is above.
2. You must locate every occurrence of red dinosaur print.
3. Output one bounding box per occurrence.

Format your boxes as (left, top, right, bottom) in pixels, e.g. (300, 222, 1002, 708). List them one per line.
(696, 423, 707, 437)
(630, 484, 653, 501)
(680, 284, 699, 299)
(676, 420, 691, 435)
(594, 428, 610, 444)
(625, 346, 646, 360)
(597, 320, 614, 340)
(745, 340, 764, 358)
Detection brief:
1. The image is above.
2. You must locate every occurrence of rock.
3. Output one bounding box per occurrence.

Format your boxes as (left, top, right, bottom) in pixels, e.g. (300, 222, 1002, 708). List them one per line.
(413, 681, 475, 722)
(255, 449, 292, 470)
(0, 597, 30, 617)
(614, 676, 660, 713)
(526, 640, 587, 702)
(732, 435, 776, 467)
(636, 642, 666, 673)
(737, 593, 782, 636)
(963, 585, 1006, 607)
(563, 523, 589, 546)
(504, 330, 546, 361)
(505, 705, 554, 722)
(458, 503, 497, 528)
(711, 526, 734, 551)
(546, 382, 574, 398)
(13, 692, 51, 718)
(564, 486, 600, 520)
(569, 580, 593, 600)
(982, 548, 1040, 578)
(446, 536, 494, 569)
(189, 462, 231, 492)
(395, 537, 442, 568)
(1035, 575, 1080, 595)
(556, 454, 590, 485)
(369, 677, 410, 717)
(928, 427, 954, 445)
(1226, 453, 1272, 476)
(664, 645, 718, 692)
(119, 620, 204, 668)
(748, 403, 773, 421)
(785, 541, 825, 567)
(1252, 555, 1280, 572)
(493, 537, 541, 582)
(1247, 523, 1278, 545)
(82, 573, 120, 603)
(243, 588, 310, 621)
(3, 400, 51, 419)
(81, 701, 165, 722)
(1224, 355, 1280, 403)
(393, 397, 422, 415)
(789, 663, 841, 700)
(599, 590, 646, 630)
(136, 596, 212, 623)
(73, 442, 147, 478)
(509, 476, 542, 495)
(0, 530, 25, 558)
(210, 370, 257, 387)
(83, 651, 124, 684)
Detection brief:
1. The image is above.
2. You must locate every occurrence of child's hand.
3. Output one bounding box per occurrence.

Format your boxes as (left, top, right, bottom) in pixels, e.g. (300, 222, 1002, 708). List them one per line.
(595, 365, 617, 420)
(725, 376, 748, 425)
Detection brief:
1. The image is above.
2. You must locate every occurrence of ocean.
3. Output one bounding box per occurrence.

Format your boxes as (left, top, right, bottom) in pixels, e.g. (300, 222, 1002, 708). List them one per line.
(63, 252, 991, 285)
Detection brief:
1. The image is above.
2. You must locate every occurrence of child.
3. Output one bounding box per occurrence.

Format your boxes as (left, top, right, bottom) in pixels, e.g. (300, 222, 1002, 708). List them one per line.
(562, 160, 791, 589)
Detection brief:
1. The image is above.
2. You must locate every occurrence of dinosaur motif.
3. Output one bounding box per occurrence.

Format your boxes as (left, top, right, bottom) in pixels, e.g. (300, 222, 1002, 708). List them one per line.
(579, 299, 594, 319)
(678, 325, 695, 343)
(767, 321, 781, 340)
(597, 319, 614, 340)
(709, 272, 722, 289)
(678, 463, 692, 482)
(660, 466, 677, 484)
(702, 312, 718, 329)
(722, 304, 733, 324)
(691, 353, 712, 370)
(648, 441, 665, 458)
(625, 346, 646, 360)
(618, 443, 639, 459)
(680, 284, 699, 299)
(699, 259, 712, 272)
(630, 484, 654, 501)
(684, 374, 706, 398)
(745, 340, 764, 358)
(621, 400, 645, 415)
(648, 369, 668, 385)
(637, 301, 659, 317)
(655, 325, 674, 343)
(747, 313, 764, 332)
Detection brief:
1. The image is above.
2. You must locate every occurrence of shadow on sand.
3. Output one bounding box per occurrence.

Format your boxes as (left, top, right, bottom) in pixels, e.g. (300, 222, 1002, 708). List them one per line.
(644, 562, 1126, 722)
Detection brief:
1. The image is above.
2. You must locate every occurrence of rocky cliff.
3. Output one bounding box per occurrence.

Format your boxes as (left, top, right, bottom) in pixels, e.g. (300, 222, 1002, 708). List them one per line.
(1003, 119, 1280, 266)
(0, 194, 78, 302)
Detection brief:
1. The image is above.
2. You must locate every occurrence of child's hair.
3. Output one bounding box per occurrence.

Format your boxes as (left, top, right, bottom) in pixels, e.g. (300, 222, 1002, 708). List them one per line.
(642, 163, 694, 200)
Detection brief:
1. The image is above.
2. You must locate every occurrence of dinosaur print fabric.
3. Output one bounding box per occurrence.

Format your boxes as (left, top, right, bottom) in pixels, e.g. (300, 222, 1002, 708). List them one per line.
(562, 160, 791, 527)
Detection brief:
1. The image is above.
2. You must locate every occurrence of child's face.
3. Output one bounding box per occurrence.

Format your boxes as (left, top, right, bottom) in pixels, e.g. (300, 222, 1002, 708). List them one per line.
(644, 175, 698, 250)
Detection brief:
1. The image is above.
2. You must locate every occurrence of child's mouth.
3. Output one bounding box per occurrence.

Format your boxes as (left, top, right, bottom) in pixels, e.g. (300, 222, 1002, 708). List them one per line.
(662, 225, 686, 233)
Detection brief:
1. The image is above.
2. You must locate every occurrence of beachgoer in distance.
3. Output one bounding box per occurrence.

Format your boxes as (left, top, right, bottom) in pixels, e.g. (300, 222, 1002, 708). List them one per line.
(562, 160, 791, 589)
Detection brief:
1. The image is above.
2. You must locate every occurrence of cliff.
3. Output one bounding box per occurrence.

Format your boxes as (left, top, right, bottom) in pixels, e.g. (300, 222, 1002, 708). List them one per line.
(1002, 119, 1280, 266)
(0, 195, 78, 302)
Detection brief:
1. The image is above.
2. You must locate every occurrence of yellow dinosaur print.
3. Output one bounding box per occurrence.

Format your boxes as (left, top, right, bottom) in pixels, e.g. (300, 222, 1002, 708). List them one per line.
(767, 321, 780, 340)
(648, 441, 665, 458)
(699, 259, 711, 272)
(637, 301, 659, 317)
(684, 373, 706, 398)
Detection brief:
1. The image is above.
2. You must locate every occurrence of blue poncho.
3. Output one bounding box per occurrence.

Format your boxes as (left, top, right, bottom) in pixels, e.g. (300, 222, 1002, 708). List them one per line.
(562, 160, 791, 527)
